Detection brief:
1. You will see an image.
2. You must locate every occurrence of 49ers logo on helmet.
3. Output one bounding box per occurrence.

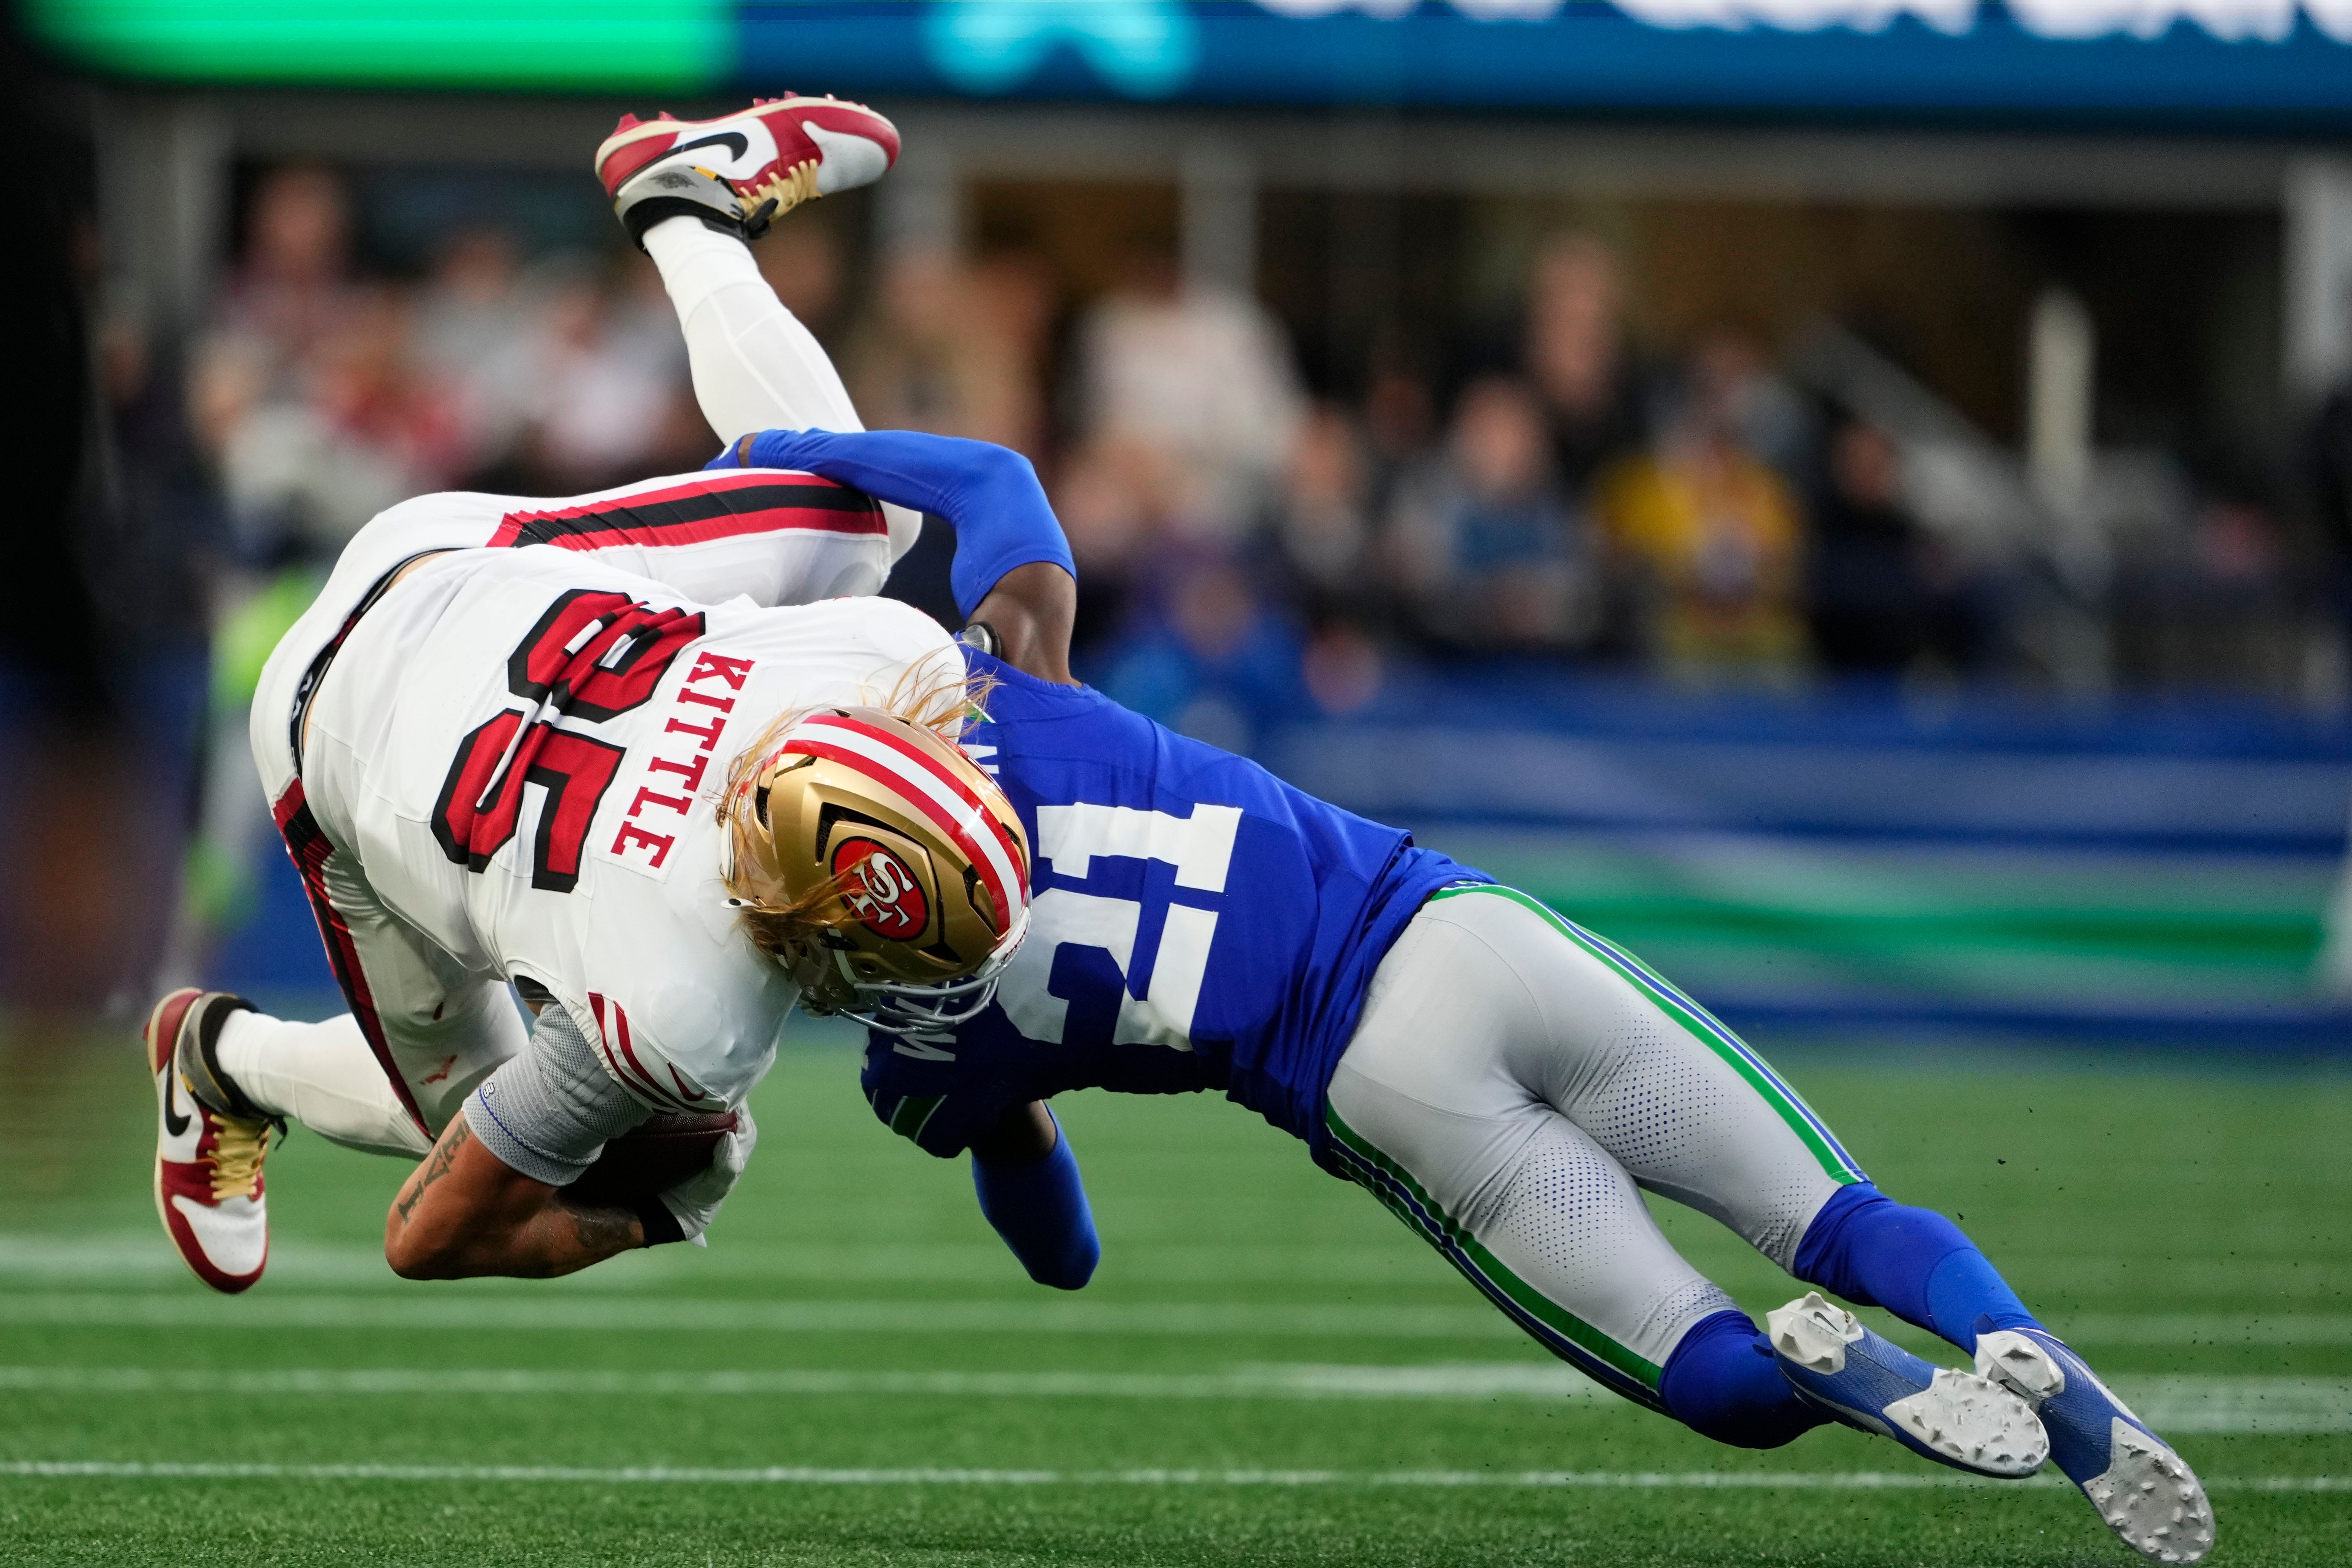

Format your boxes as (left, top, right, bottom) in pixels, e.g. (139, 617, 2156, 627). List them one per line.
(832, 837, 929, 939)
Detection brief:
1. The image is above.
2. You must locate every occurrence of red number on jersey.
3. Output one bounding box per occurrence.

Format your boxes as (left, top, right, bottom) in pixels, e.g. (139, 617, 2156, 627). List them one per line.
(507, 589, 707, 724)
(433, 589, 703, 892)
(432, 714, 626, 893)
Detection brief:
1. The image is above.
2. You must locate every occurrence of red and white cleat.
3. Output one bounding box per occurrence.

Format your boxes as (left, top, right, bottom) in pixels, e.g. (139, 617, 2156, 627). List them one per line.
(146, 988, 273, 1295)
(594, 96, 899, 227)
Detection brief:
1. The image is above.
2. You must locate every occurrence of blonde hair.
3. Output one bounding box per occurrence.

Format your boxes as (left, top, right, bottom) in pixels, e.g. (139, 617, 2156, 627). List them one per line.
(718, 656, 997, 963)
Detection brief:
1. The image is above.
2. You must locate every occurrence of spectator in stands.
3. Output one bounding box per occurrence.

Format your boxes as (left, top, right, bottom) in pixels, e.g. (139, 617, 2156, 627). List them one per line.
(1385, 376, 1601, 654)
(1268, 402, 1381, 623)
(857, 243, 1062, 630)
(1073, 228, 1302, 542)
(1807, 414, 1972, 675)
(210, 163, 361, 387)
(502, 265, 693, 495)
(1266, 403, 1393, 715)
(412, 225, 540, 481)
(192, 289, 451, 568)
(1594, 347, 1808, 680)
(1524, 232, 1653, 498)
(1360, 363, 1440, 525)
(1691, 328, 1817, 500)
(1101, 553, 1310, 754)
(1051, 434, 1197, 664)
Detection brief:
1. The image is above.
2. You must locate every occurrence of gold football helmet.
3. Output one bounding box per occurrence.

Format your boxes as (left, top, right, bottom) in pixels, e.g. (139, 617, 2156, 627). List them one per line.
(723, 705, 1030, 1037)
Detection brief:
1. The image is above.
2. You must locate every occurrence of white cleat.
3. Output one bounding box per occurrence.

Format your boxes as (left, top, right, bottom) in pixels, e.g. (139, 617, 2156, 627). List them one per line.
(1768, 1292, 2048, 1478)
(594, 96, 899, 224)
(146, 988, 273, 1294)
(1977, 1328, 2215, 1564)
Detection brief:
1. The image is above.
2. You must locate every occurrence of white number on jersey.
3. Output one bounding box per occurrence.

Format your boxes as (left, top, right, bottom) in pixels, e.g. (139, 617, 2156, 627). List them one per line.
(993, 803, 1241, 1051)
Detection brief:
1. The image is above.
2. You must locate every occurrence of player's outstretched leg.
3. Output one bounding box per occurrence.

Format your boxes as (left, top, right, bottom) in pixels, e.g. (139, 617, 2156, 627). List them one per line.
(600, 94, 921, 558)
(1976, 1327, 2215, 1564)
(1464, 880, 2211, 1559)
(1325, 889, 2042, 1479)
(1792, 1178, 2213, 1560)
(146, 988, 275, 1293)
(1766, 1291, 2045, 1476)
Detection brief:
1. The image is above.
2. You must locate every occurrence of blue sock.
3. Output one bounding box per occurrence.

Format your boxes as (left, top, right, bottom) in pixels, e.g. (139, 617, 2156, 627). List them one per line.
(1658, 1309, 1828, 1449)
(1792, 1182, 2040, 1353)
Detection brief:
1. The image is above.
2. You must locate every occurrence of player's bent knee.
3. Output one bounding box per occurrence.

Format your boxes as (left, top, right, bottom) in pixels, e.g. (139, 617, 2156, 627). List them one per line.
(1658, 1309, 1827, 1450)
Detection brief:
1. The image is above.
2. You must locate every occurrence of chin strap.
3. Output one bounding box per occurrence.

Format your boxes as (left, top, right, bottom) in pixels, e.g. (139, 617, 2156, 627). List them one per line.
(802, 905, 1033, 1041)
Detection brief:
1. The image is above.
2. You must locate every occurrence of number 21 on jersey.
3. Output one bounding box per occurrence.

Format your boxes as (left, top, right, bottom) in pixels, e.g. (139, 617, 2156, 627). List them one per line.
(993, 802, 1241, 1052)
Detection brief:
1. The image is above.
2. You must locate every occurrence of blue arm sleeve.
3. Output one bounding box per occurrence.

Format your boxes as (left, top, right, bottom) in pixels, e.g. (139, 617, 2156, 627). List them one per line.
(971, 1108, 1099, 1291)
(713, 429, 1075, 618)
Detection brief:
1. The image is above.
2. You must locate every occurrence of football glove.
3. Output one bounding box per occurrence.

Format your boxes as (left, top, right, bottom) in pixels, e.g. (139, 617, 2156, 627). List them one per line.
(655, 1102, 758, 1247)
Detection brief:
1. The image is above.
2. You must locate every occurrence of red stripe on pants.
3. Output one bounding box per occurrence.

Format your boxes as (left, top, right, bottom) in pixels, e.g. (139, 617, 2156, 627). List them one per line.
(270, 780, 432, 1137)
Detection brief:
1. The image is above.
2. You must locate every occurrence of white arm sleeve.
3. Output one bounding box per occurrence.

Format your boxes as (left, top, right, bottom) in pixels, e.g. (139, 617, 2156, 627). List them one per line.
(464, 1006, 649, 1187)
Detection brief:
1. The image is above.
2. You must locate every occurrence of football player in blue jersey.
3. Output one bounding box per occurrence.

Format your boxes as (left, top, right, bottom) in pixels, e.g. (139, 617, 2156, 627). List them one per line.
(706, 423, 2214, 1567)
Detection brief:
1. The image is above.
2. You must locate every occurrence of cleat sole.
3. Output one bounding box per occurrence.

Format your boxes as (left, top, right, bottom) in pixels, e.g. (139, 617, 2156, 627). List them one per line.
(2081, 1419, 2216, 1565)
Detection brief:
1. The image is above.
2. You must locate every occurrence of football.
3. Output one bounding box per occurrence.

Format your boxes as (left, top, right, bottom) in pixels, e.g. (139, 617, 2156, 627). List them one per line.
(559, 1110, 737, 1206)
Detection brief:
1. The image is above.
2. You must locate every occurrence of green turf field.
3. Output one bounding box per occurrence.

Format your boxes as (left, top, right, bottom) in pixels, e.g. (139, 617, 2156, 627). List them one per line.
(1, 1018, 2346, 1567)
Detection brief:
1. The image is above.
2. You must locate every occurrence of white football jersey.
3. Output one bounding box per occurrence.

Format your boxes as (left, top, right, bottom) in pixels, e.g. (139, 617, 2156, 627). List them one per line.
(290, 543, 960, 1112)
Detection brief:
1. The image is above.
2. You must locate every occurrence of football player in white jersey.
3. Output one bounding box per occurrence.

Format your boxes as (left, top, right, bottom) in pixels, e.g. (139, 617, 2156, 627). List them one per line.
(146, 96, 1048, 1291)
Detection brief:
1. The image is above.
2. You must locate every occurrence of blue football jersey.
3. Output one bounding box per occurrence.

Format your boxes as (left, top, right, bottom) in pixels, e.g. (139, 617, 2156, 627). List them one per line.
(861, 650, 1488, 1173)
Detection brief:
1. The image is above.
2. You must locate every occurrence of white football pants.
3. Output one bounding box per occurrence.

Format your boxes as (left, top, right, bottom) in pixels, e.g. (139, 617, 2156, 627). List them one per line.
(220, 214, 906, 1157)
(1324, 885, 1865, 1410)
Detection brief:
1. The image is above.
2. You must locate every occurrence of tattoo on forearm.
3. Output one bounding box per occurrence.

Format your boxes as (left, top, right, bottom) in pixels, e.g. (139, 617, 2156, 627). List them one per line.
(395, 1120, 471, 1222)
(562, 1201, 642, 1256)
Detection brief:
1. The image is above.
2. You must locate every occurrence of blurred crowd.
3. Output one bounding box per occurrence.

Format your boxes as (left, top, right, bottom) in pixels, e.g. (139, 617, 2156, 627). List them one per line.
(985, 228, 2010, 749)
(14, 157, 2345, 1007)
(111, 166, 2333, 772)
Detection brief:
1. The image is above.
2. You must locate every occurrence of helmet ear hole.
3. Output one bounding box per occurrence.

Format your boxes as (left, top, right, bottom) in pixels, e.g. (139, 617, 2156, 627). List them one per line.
(964, 862, 999, 932)
(753, 786, 771, 828)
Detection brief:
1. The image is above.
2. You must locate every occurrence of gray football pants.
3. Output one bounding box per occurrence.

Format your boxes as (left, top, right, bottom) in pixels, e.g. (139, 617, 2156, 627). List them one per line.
(1322, 884, 1867, 1410)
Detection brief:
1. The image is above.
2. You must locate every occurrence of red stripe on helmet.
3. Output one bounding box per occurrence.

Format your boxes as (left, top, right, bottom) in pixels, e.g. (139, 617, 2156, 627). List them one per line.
(794, 715, 1026, 895)
(783, 737, 1021, 938)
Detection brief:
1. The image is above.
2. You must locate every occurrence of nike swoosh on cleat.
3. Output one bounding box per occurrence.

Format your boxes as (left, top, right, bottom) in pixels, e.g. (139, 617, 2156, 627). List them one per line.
(660, 132, 749, 167)
(162, 1074, 191, 1139)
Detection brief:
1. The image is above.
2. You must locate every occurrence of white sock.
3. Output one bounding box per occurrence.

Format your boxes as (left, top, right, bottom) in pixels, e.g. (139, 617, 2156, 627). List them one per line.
(641, 215, 920, 560)
(215, 1009, 431, 1158)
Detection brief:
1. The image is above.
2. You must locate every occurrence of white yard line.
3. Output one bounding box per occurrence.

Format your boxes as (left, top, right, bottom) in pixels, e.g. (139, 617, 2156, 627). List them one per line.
(0, 1363, 1617, 1402)
(0, 1459, 2340, 1491)
(7, 1289, 2352, 1346)
(0, 1292, 1520, 1338)
(0, 1364, 2343, 1432)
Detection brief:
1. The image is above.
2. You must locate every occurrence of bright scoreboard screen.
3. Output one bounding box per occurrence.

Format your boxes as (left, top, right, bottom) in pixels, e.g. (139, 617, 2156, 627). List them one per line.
(28, 0, 2352, 125)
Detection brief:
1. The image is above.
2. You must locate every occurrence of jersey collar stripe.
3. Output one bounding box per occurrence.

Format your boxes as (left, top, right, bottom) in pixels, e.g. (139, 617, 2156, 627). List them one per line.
(782, 735, 1023, 928)
(523, 467, 868, 516)
(789, 721, 1025, 910)
(797, 715, 1026, 876)
(489, 476, 885, 549)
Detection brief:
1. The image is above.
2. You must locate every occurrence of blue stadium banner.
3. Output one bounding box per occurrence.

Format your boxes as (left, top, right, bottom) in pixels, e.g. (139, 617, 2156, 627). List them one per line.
(28, 0, 2352, 124)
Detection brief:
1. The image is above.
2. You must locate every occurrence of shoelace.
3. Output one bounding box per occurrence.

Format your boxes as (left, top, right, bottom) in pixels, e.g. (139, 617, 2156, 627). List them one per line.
(744, 160, 819, 217)
(208, 1114, 276, 1204)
